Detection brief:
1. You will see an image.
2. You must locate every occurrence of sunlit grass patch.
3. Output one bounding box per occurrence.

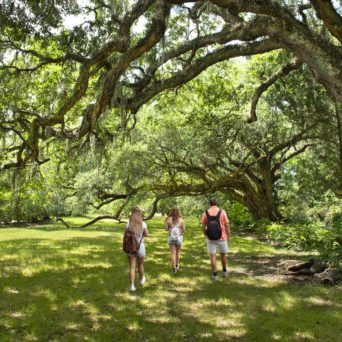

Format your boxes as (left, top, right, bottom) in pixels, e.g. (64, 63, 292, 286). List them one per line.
(306, 296, 341, 307)
(232, 236, 276, 255)
(293, 330, 315, 340)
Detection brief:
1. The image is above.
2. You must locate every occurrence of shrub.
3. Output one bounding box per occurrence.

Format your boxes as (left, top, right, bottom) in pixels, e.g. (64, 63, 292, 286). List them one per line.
(226, 202, 253, 227)
(259, 221, 341, 266)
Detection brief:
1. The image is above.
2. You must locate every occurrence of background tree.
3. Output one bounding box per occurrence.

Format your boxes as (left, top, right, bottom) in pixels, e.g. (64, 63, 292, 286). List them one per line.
(124, 56, 327, 220)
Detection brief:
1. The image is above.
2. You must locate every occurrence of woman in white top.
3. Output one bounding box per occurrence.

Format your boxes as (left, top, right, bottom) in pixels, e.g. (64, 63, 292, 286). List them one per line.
(165, 207, 185, 274)
(125, 208, 148, 292)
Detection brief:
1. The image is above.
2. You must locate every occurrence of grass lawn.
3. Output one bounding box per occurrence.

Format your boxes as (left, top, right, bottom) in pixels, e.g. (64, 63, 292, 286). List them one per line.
(0, 217, 341, 341)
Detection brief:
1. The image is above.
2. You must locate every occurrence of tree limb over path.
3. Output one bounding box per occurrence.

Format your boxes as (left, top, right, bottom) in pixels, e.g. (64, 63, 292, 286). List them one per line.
(1, 0, 342, 170)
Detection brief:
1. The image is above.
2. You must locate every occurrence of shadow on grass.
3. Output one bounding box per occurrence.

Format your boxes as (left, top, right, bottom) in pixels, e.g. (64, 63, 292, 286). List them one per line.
(0, 221, 341, 341)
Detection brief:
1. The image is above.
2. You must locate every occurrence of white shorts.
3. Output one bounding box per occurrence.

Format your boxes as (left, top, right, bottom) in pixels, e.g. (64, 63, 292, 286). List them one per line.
(127, 242, 146, 258)
(207, 239, 228, 254)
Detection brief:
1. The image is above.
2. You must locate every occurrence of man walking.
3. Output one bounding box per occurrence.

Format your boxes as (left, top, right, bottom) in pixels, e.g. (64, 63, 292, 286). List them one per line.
(201, 198, 230, 280)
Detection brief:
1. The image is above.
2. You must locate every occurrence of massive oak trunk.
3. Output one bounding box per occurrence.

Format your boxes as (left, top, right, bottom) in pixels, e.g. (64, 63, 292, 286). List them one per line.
(224, 161, 281, 221)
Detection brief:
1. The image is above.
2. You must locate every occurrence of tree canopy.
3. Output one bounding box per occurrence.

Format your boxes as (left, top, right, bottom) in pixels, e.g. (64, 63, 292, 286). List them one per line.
(0, 0, 341, 225)
(1, 0, 341, 170)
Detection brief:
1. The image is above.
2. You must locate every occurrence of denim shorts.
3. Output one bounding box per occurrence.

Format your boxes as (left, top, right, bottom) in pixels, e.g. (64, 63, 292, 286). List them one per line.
(206, 239, 228, 254)
(168, 236, 183, 246)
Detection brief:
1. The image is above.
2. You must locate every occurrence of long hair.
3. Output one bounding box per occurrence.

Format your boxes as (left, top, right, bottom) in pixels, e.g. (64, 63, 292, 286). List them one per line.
(167, 207, 182, 226)
(129, 208, 143, 237)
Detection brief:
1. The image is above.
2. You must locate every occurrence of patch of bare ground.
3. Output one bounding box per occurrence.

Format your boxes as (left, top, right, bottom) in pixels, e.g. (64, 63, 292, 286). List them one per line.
(232, 255, 314, 283)
(234, 231, 341, 286)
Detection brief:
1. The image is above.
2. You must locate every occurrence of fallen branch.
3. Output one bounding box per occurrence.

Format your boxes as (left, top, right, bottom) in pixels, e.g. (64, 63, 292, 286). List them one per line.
(281, 259, 342, 285)
(79, 215, 122, 228)
(287, 259, 315, 271)
(314, 268, 342, 286)
(56, 217, 71, 229)
(56, 215, 123, 229)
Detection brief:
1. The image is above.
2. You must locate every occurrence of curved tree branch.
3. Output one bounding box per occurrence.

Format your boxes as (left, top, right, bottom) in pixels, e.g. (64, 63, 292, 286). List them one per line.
(310, 0, 342, 43)
(144, 197, 163, 220)
(127, 38, 281, 113)
(269, 123, 317, 157)
(91, 193, 129, 210)
(78, 215, 121, 228)
(248, 57, 302, 123)
(77, 0, 171, 136)
(271, 143, 315, 176)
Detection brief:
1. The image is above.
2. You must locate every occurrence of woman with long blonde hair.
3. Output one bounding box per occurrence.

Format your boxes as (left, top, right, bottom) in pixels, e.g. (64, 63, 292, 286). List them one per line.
(124, 207, 148, 291)
(165, 207, 185, 274)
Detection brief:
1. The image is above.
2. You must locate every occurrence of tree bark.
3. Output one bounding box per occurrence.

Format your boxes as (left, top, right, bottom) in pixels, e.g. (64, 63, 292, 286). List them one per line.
(334, 103, 342, 193)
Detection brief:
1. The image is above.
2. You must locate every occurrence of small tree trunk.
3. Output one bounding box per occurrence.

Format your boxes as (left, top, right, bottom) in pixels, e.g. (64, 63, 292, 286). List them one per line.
(335, 103, 342, 193)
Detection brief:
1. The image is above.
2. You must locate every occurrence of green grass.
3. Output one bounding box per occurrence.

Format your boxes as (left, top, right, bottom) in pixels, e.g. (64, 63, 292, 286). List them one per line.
(0, 217, 341, 341)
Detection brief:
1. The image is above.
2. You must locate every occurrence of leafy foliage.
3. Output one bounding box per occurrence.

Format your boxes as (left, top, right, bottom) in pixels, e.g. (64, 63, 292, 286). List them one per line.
(257, 221, 342, 266)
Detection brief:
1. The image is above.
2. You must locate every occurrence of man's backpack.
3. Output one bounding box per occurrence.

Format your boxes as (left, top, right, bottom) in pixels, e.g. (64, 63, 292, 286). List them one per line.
(123, 229, 142, 254)
(206, 210, 222, 240)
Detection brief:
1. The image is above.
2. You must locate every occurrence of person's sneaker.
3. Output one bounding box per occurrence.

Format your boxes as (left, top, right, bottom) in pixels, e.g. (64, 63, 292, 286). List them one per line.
(173, 267, 177, 274)
(212, 274, 218, 281)
(140, 276, 146, 287)
(222, 270, 229, 277)
(129, 284, 136, 292)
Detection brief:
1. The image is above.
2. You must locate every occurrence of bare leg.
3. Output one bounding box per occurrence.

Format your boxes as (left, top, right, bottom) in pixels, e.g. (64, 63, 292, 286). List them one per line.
(220, 253, 227, 270)
(210, 253, 217, 273)
(170, 245, 176, 269)
(137, 256, 144, 281)
(128, 255, 136, 286)
(175, 245, 181, 267)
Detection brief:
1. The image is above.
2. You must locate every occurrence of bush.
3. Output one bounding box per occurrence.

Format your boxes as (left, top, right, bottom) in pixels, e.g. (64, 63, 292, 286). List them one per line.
(258, 221, 341, 266)
(65, 197, 88, 216)
(284, 190, 342, 228)
(306, 192, 342, 227)
(0, 190, 13, 223)
(227, 202, 253, 227)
